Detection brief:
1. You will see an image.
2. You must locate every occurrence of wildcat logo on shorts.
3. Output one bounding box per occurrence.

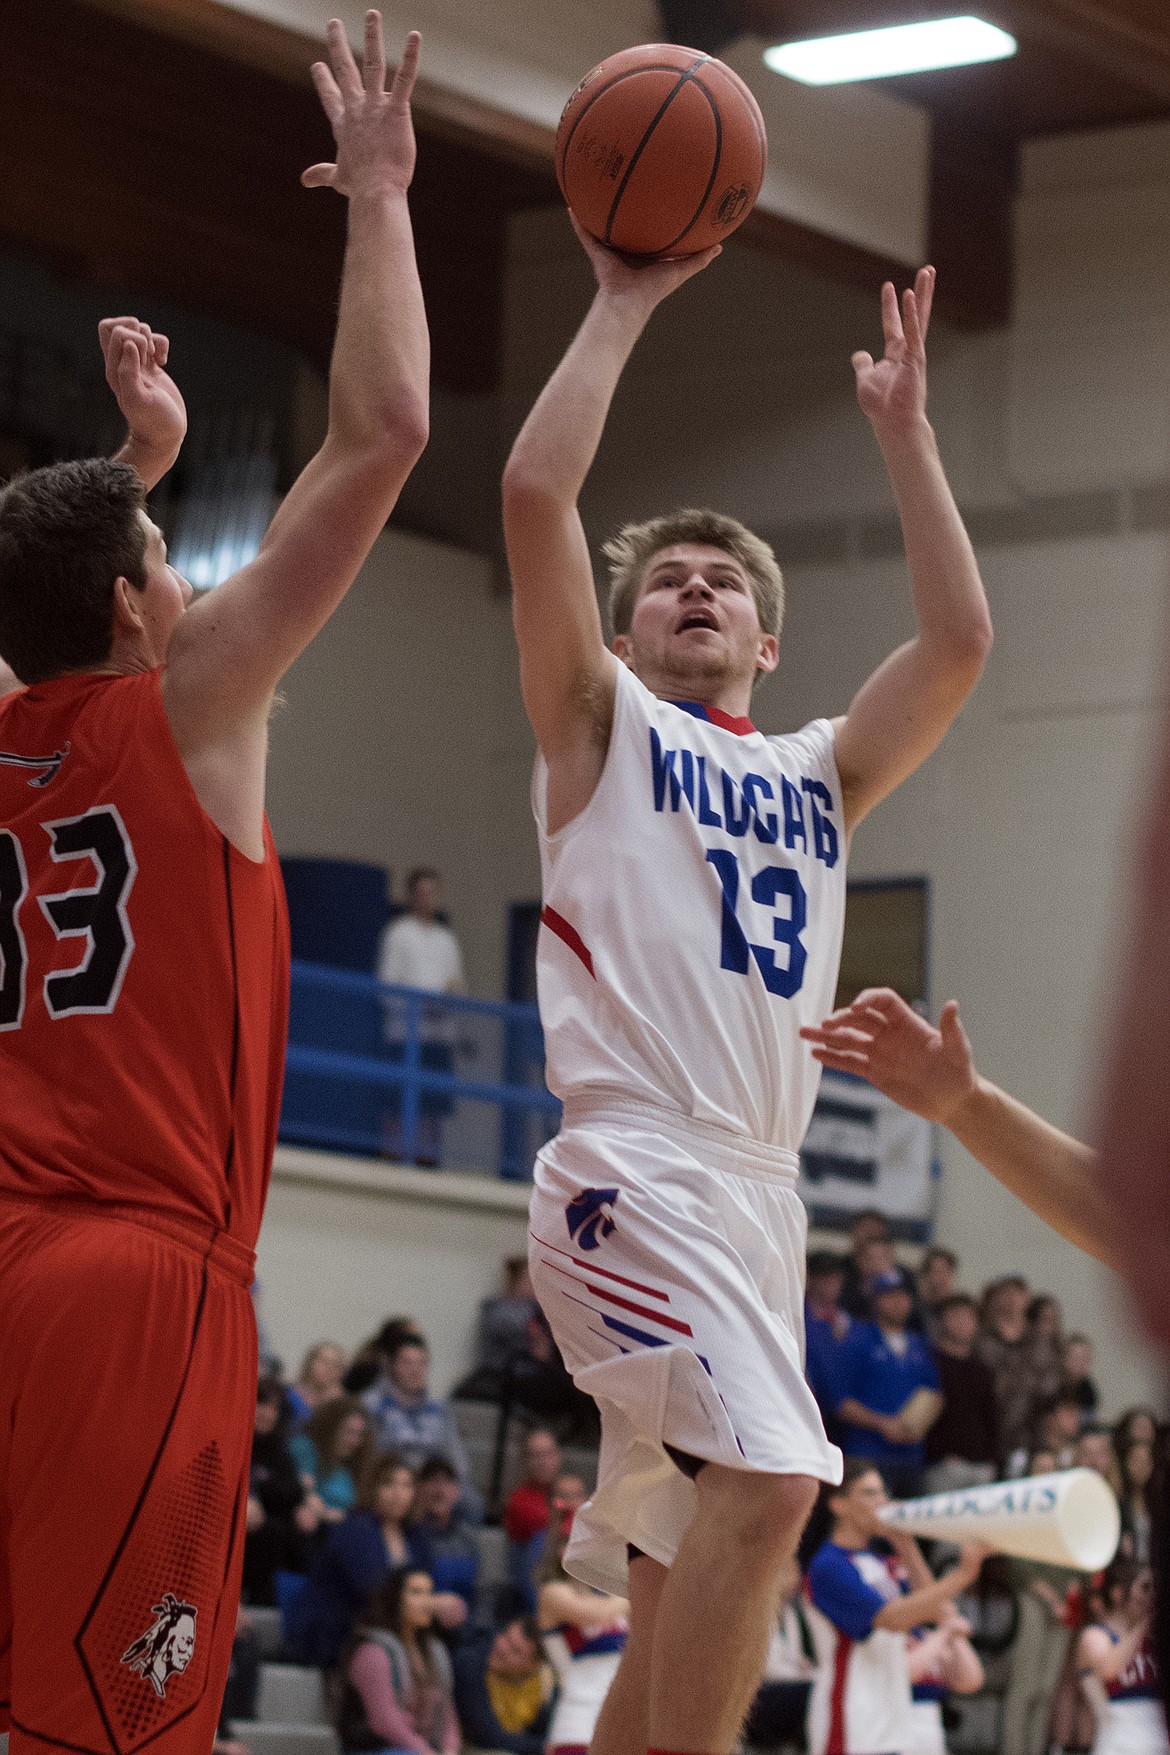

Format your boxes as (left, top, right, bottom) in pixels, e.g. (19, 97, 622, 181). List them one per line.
(120, 1593, 198, 1699)
(566, 1186, 619, 1250)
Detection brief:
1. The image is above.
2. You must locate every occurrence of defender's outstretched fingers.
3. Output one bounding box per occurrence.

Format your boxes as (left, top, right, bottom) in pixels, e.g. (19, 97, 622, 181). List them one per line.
(915, 265, 936, 339)
(880, 279, 905, 353)
(325, 15, 363, 95)
(362, 9, 386, 94)
(902, 285, 924, 357)
(309, 57, 344, 127)
(390, 28, 421, 104)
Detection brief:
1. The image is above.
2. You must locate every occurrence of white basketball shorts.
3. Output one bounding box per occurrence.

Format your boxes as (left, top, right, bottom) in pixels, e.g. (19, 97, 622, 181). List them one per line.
(529, 1098, 843, 1597)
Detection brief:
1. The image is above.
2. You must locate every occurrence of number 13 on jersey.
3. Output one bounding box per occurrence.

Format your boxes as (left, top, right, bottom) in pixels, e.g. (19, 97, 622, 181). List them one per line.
(706, 848, 807, 998)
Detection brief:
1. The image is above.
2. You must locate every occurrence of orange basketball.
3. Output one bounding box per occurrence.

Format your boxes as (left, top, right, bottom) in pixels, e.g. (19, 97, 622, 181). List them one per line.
(555, 43, 767, 259)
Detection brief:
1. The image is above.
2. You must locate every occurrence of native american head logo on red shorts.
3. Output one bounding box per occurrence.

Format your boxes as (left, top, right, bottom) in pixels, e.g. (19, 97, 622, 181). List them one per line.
(120, 1594, 198, 1699)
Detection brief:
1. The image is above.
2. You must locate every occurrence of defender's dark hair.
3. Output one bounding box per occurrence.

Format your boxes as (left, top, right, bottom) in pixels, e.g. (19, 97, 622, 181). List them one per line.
(0, 459, 148, 684)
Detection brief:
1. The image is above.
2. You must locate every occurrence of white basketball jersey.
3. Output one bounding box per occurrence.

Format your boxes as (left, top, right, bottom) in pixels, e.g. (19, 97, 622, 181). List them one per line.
(534, 659, 848, 1151)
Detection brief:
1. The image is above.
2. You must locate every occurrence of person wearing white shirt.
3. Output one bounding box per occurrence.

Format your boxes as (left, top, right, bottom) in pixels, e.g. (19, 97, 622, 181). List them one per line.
(377, 867, 465, 1164)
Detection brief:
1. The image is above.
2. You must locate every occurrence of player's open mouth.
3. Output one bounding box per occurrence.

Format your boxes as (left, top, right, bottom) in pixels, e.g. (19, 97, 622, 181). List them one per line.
(676, 611, 719, 633)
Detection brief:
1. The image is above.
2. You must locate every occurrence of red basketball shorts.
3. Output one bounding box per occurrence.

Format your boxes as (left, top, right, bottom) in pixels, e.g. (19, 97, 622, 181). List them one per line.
(0, 1196, 258, 1755)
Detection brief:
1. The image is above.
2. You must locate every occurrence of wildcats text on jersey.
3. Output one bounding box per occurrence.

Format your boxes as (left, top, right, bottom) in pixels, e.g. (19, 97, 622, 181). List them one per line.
(649, 726, 839, 867)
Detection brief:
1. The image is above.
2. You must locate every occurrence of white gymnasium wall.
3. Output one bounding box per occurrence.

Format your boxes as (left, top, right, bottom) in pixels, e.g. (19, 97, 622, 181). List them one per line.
(263, 525, 540, 997)
(257, 119, 1170, 1410)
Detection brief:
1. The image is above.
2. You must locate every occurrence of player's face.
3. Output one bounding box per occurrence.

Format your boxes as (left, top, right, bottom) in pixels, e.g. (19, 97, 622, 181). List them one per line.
(135, 515, 193, 662)
(617, 544, 778, 694)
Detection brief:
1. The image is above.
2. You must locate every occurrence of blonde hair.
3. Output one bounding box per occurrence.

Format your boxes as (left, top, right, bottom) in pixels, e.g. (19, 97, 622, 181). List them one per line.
(603, 508, 784, 643)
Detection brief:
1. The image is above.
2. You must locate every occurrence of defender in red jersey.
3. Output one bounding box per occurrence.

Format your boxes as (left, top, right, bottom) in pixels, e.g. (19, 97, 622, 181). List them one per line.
(0, 14, 429, 1751)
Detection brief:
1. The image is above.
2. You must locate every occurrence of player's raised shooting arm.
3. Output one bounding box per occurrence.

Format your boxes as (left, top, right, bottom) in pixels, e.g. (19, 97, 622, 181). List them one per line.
(163, 14, 428, 745)
(802, 990, 1111, 1267)
(502, 223, 718, 781)
(832, 271, 993, 833)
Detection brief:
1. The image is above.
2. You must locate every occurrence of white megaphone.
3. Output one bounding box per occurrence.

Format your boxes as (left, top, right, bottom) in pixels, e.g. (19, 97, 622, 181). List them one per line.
(878, 1469, 1120, 1570)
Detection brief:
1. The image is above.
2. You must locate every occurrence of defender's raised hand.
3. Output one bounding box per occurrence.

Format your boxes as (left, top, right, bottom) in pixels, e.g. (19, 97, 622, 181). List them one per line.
(801, 987, 975, 1124)
(101, 316, 187, 490)
(852, 267, 935, 438)
(303, 13, 420, 197)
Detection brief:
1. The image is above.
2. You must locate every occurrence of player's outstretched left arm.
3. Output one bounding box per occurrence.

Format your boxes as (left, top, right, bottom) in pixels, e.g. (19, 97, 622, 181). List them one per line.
(102, 317, 188, 490)
(801, 988, 1111, 1266)
(164, 13, 428, 753)
(832, 270, 993, 831)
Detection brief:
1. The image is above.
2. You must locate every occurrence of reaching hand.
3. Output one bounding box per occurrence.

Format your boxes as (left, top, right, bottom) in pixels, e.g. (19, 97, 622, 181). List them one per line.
(801, 987, 977, 1125)
(570, 211, 721, 313)
(852, 267, 935, 439)
(303, 12, 420, 198)
(100, 317, 188, 468)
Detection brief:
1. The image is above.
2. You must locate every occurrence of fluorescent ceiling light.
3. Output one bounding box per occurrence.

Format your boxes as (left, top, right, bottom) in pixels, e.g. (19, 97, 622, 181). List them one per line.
(763, 16, 1017, 84)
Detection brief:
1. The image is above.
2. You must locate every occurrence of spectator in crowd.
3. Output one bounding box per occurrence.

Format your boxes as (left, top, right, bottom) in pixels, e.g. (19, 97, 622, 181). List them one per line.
(1024, 1295, 1065, 1409)
(1078, 1426, 1123, 1494)
(378, 867, 466, 1168)
(1017, 1390, 1084, 1477)
(839, 1210, 894, 1317)
(1061, 1332, 1101, 1426)
(243, 1376, 316, 1605)
(977, 1275, 1042, 1462)
(289, 1396, 376, 1527)
(906, 1606, 984, 1755)
(804, 1460, 987, 1755)
(336, 1569, 460, 1755)
(1114, 1407, 1159, 1454)
(805, 1250, 851, 1445)
(842, 1225, 900, 1321)
(1000, 1448, 1082, 1755)
(1076, 1558, 1166, 1755)
(1117, 1438, 1158, 1565)
(362, 1333, 482, 1519)
(504, 1428, 562, 1608)
(835, 1268, 942, 1498)
(537, 1510, 628, 1755)
(343, 1314, 425, 1398)
(450, 1616, 554, 1755)
(412, 1457, 480, 1613)
(923, 1292, 1000, 1494)
(287, 1341, 348, 1425)
(500, 1305, 599, 1438)
(467, 1258, 542, 1392)
(740, 1557, 819, 1752)
(916, 1246, 958, 1341)
(286, 1454, 433, 1667)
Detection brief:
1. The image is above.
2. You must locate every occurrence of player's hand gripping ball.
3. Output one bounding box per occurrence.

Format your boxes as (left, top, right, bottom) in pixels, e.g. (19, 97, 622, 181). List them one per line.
(555, 43, 767, 258)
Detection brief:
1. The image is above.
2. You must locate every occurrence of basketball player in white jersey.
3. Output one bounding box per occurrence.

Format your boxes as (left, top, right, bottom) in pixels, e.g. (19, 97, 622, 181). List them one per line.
(501, 221, 992, 1755)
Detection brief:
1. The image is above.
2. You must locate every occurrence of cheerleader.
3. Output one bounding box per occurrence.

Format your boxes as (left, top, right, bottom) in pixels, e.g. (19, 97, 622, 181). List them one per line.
(537, 1508, 628, 1755)
(1078, 1558, 1168, 1755)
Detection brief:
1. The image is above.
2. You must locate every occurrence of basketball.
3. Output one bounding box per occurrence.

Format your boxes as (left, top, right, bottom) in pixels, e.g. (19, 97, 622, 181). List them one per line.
(555, 43, 768, 259)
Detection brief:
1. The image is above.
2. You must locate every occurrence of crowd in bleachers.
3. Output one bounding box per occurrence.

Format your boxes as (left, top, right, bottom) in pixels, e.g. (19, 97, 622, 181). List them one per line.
(230, 1219, 1162, 1755)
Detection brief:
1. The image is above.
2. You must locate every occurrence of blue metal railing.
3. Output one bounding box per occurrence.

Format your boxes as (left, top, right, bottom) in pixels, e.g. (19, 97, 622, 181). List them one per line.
(280, 959, 560, 1180)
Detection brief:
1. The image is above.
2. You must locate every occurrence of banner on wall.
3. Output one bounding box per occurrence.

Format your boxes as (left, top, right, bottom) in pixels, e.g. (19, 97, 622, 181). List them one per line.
(798, 1069, 937, 1238)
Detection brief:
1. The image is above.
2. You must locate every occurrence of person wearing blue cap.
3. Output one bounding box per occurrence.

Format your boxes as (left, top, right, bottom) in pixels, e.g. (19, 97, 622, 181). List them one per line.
(834, 1268, 942, 1499)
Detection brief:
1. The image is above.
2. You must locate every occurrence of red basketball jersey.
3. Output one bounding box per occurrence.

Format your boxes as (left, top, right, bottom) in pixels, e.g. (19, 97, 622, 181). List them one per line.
(0, 668, 290, 1248)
